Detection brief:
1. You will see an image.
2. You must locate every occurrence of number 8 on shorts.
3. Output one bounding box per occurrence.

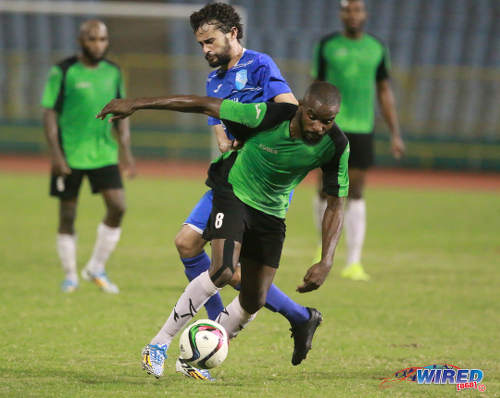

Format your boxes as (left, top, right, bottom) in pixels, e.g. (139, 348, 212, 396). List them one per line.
(215, 212, 224, 229)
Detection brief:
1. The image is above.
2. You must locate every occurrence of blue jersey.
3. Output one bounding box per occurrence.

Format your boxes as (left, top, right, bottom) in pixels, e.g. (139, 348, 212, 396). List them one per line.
(205, 49, 292, 138)
(185, 50, 293, 231)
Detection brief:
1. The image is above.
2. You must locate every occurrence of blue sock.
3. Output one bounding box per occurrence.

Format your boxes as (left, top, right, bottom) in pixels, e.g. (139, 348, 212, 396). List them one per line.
(232, 282, 310, 324)
(181, 251, 224, 321)
(264, 284, 310, 325)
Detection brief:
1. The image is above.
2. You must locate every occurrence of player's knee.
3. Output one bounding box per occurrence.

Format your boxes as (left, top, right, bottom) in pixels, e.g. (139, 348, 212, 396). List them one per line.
(59, 206, 76, 230)
(175, 231, 201, 258)
(60, 210, 76, 225)
(209, 267, 233, 288)
(317, 190, 328, 200)
(228, 265, 241, 288)
(348, 170, 366, 199)
(115, 201, 127, 217)
(348, 179, 364, 199)
(348, 186, 363, 199)
(108, 201, 126, 222)
(239, 292, 264, 315)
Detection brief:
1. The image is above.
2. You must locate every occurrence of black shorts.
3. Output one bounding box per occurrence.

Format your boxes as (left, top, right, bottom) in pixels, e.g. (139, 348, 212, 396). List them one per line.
(345, 132, 374, 170)
(202, 189, 286, 268)
(50, 164, 123, 199)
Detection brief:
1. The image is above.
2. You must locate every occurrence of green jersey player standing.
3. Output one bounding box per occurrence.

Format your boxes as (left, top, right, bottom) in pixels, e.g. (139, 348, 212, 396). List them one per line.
(311, 0, 405, 281)
(97, 80, 348, 375)
(42, 20, 135, 293)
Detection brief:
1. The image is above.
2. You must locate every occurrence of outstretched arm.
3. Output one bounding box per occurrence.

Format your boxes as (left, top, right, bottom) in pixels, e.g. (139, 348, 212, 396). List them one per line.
(297, 195, 344, 293)
(97, 95, 223, 122)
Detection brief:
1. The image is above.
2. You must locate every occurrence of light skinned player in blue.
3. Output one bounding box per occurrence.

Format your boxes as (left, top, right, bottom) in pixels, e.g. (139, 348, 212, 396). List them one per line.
(169, 3, 322, 378)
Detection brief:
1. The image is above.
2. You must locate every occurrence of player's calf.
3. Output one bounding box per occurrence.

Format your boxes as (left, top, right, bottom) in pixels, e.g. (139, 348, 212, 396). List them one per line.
(208, 239, 239, 288)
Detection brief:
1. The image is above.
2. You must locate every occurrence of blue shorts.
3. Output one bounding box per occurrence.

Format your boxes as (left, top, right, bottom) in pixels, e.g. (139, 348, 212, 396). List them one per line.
(184, 190, 214, 234)
(184, 189, 294, 235)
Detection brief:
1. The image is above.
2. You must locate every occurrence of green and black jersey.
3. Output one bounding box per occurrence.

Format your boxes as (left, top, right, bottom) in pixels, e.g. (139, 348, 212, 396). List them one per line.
(311, 32, 390, 134)
(41, 56, 125, 169)
(207, 100, 350, 219)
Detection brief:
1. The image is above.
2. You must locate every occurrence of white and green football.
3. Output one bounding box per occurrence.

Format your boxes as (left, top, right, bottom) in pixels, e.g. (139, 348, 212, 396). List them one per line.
(179, 319, 229, 369)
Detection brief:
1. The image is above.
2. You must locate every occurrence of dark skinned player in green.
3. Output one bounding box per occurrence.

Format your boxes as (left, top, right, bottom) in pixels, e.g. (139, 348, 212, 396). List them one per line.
(97, 81, 349, 378)
(42, 20, 135, 293)
(311, 0, 405, 281)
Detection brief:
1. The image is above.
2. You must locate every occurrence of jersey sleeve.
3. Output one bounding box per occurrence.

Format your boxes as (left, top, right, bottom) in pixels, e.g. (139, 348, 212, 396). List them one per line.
(376, 46, 391, 82)
(206, 75, 221, 126)
(321, 135, 350, 198)
(207, 115, 221, 126)
(41, 66, 63, 109)
(219, 100, 297, 140)
(256, 55, 292, 101)
(220, 100, 268, 128)
(117, 69, 126, 98)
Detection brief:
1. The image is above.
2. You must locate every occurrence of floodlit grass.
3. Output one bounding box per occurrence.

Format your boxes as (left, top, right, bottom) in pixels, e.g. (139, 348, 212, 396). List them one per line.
(0, 172, 498, 397)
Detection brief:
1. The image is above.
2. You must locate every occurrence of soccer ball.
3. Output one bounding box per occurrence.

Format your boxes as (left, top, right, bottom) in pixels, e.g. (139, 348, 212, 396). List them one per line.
(179, 319, 229, 369)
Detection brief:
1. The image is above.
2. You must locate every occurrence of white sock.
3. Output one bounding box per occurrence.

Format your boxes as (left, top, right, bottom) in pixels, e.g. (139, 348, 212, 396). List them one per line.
(313, 195, 328, 235)
(86, 223, 121, 274)
(345, 199, 366, 266)
(216, 295, 257, 339)
(57, 233, 77, 283)
(150, 270, 219, 347)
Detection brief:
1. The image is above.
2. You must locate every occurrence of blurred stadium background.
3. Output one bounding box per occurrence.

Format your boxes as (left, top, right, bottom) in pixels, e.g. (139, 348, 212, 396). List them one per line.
(1, 3, 499, 396)
(1, 0, 499, 170)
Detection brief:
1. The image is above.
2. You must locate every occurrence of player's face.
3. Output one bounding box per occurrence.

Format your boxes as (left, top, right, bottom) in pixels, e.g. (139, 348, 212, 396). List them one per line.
(80, 26, 109, 63)
(195, 23, 233, 68)
(300, 101, 339, 145)
(340, 0, 367, 35)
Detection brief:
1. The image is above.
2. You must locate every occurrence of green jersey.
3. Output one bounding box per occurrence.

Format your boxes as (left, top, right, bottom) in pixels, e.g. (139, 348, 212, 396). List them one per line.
(311, 32, 390, 134)
(207, 100, 350, 219)
(41, 56, 125, 169)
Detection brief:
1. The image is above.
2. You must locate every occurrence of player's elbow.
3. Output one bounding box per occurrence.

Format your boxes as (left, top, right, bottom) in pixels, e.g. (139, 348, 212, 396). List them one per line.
(43, 108, 57, 121)
(273, 92, 299, 106)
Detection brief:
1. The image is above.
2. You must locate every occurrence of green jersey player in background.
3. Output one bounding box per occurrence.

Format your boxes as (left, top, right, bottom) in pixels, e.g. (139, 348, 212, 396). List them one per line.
(97, 80, 349, 378)
(41, 20, 136, 293)
(311, 0, 405, 281)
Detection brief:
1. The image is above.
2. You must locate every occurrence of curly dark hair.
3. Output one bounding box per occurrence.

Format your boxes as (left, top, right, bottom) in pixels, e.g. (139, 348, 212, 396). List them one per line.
(190, 2, 243, 40)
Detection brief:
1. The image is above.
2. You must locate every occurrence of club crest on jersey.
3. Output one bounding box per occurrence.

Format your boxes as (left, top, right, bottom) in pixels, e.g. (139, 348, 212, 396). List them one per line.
(235, 69, 247, 90)
(333, 47, 347, 57)
(75, 81, 91, 89)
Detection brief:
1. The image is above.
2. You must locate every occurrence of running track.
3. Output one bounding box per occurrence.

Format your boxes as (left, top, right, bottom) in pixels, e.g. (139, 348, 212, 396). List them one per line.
(0, 155, 498, 192)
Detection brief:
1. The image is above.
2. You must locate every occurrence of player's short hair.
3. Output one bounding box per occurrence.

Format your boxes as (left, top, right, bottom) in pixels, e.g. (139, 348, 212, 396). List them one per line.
(190, 2, 243, 40)
(340, 0, 364, 8)
(305, 81, 341, 107)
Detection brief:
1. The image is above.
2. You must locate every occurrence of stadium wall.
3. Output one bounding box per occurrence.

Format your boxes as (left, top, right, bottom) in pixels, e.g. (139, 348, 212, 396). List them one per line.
(1, 0, 498, 170)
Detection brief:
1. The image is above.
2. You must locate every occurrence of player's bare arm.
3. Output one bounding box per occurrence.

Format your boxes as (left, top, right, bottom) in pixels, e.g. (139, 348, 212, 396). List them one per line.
(273, 92, 299, 105)
(43, 108, 70, 176)
(297, 195, 345, 293)
(97, 95, 223, 122)
(376, 79, 405, 159)
(114, 118, 136, 178)
(213, 124, 233, 153)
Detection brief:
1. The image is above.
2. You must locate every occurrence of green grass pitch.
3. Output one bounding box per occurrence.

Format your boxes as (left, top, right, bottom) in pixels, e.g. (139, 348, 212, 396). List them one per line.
(0, 172, 498, 397)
